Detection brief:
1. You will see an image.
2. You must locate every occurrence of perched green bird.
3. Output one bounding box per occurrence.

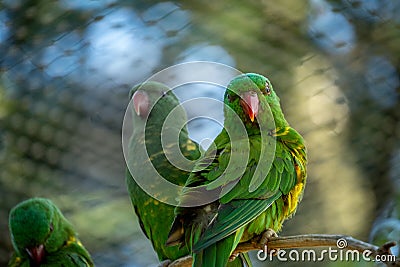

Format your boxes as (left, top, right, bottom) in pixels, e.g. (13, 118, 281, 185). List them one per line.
(125, 81, 201, 262)
(167, 73, 307, 267)
(8, 197, 93, 267)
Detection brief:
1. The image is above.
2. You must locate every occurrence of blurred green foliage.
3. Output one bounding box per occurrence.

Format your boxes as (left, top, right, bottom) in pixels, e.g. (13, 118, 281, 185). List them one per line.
(1, 0, 399, 266)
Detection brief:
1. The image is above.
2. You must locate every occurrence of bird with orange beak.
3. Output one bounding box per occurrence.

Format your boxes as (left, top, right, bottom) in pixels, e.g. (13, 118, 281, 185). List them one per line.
(167, 73, 307, 267)
(239, 90, 259, 122)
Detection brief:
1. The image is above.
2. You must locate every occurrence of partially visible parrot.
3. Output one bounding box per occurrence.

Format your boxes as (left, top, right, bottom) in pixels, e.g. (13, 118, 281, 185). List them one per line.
(126, 81, 251, 266)
(167, 73, 307, 267)
(8, 197, 93, 267)
(125, 81, 200, 262)
(370, 192, 400, 257)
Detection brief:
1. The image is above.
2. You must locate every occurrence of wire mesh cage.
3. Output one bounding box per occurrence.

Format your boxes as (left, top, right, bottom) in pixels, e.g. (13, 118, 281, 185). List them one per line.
(1, 0, 399, 266)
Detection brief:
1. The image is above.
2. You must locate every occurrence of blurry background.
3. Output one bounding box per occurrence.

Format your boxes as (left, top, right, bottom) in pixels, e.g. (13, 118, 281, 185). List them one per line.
(1, 0, 400, 266)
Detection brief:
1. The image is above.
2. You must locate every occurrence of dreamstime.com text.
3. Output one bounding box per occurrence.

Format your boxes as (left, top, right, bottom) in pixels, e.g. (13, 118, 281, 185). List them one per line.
(257, 238, 396, 263)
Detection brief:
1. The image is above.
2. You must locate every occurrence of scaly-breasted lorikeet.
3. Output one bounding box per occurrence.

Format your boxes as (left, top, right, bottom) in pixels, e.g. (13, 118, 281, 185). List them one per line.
(125, 81, 200, 262)
(166, 73, 307, 267)
(8, 197, 93, 267)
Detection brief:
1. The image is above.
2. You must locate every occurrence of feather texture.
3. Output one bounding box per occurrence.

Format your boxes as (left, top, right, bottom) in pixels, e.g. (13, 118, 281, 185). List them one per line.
(167, 73, 307, 267)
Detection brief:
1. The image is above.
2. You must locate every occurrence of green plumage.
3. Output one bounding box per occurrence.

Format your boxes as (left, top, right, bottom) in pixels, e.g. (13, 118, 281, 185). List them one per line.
(8, 198, 93, 267)
(125, 82, 201, 261)
(167, 73, 307, 267)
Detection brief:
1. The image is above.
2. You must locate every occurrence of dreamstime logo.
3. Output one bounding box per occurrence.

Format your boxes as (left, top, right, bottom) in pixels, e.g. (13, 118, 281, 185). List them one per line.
(257, 238, 396, 263)
(121, 61, 277, 207)
(336, 237, 347, 249)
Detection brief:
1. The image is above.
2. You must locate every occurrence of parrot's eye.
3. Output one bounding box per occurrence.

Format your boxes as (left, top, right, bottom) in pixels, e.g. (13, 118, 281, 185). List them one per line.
(161, 91, 167, 97)
(265, 83, 271, 95)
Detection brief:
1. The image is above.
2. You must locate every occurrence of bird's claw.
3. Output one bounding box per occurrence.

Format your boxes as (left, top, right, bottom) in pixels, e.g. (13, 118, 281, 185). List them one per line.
(259, 228, 278, 255)
(229, 253, 239, 262)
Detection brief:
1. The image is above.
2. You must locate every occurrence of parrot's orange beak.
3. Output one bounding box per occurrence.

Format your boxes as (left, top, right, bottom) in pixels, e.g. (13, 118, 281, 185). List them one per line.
(240, 91, 259, 122)
(26, 244, 45, 265)
(132, 90, 150, 118)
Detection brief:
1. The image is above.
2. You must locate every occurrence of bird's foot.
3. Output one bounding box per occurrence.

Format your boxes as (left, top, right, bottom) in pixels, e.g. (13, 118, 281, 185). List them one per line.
(158, 259, 171, 267)
(228, 252, 239, 262)
(258, 228, 278, 255)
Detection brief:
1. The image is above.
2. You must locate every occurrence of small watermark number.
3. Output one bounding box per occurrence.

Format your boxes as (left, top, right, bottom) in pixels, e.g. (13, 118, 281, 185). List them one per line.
(257, 238, 396, 263)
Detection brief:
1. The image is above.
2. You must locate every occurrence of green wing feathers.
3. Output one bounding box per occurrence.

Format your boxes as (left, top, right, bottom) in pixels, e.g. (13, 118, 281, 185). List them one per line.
(193, 196, 281, 252)
(193, 234, 237, 267)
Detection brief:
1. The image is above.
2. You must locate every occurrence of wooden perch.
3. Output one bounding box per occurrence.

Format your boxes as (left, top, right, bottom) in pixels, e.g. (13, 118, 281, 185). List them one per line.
(165, 234, 400, 267)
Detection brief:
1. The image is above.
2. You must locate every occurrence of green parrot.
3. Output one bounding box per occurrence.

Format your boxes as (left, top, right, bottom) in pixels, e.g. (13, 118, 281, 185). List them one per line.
(166, 73, 307, 267)
(125, 81, 200, 262)
(126, 81, 251, 266)
(8, 197, 93, 267)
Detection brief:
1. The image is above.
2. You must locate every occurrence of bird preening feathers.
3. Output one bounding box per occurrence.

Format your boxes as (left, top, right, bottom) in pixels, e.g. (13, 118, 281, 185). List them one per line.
(8, 197, 93, 267)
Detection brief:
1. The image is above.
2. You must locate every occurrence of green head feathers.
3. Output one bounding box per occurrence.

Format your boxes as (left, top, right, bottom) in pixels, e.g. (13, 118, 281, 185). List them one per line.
(224, 73, 287, 129)
(129, 81, 187, 133)
(225, 73, 276, 99)
(130, 81, 180, 119)
(9, 198, 73, 263)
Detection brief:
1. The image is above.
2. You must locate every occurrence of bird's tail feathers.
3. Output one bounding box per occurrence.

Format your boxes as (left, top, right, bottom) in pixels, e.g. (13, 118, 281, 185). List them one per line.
(193, 234, 236, 267)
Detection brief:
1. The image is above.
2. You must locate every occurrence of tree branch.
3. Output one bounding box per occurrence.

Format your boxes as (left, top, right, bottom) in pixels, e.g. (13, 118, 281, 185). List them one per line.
(165, 234, 400, 267)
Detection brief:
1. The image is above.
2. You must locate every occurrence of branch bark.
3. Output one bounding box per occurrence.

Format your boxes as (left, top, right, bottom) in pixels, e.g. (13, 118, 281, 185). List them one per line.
(166, 234, 400, 267)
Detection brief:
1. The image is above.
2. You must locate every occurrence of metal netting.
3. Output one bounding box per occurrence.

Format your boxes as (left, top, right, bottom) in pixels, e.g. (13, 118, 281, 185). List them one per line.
(1, 1, 399, 266)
